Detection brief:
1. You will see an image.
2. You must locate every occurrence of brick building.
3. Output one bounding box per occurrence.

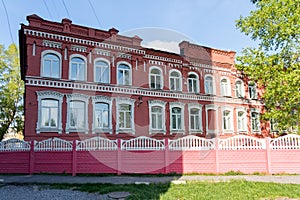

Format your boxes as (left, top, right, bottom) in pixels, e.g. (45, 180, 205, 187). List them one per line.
(19, 15, 267, 141)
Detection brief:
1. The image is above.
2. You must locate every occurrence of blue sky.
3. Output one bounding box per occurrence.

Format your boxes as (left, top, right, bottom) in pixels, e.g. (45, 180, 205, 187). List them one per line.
(0, 0, 257, 54)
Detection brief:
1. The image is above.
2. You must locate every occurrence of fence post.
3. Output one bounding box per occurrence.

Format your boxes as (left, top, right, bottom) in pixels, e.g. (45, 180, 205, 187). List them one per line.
(29, 141, 35, 175)
(72, 140, 77, 176)
(117, 139, 122, 175)
(265, 137, 271, 174)
(164, 138, 169, 174)
(215, 138, 220, 174)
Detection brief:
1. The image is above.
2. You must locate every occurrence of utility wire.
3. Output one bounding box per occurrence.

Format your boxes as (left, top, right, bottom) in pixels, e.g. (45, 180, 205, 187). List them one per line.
(61, 0, 71, 19)
(88, 0, 102, 28)
(1, 0, 15, 44)
(43, 0, 53, 20)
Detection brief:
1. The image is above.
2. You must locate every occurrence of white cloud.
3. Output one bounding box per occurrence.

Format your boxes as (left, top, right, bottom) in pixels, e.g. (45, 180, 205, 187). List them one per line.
(142, 40, 180, 54)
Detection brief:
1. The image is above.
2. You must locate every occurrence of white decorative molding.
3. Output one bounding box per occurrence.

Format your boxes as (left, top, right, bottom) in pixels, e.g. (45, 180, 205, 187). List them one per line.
(43, 40, 62, 49)
(94, 48, 110, 56)
(188, 103, 203, 134)
(144, 54, 182, 64)
(115, 98, 136, 134)
(169, 101, 185, 134)
(148, 100, 167, 134)
(71, 45, 87, 52)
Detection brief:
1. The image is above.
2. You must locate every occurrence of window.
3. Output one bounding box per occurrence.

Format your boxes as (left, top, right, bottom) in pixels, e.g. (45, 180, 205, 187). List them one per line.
(205, 104, 219, 135)
(270, 119, 278, 133)
(236, 108, 247, 132)
(41, 51, 61, 78)
(204, 75, 214, 95)
(220, 77, 231, 96)
(116, 98, 135, 133)
(188, 73, 199, 93)
(170, 102, 185, 133)
(66, 93, 89, 133)
(70, 56, 86, 81)
(117, 63, 131, 85)
(235, 80, 244, 98)
(36, 91, 63, 134)
(169, 70, 182, 91)
(249, 81, 257, 99)
(149, 67, 163, 89)
(92, 96, 112, 133)
(188, 104, 202, 133)
(222, 107, 233, 133)
(94, 60, 109, 83)
(149, 100, 166, 134)
(251, 110, 260, 132)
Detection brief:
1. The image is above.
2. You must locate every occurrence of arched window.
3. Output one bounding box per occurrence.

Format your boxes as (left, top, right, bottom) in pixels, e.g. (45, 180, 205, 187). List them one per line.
(94, 60, 109, 83)
(42, 52, 60, 78)
(117, 63, 131, 85)
(248, 81, 257, 99)
(235, 79, 244, 98)
(188, 73, 199, 93)
(70, 56, 86, 81)
(204, 75, 214, 95)
(220, 77, 231, 96)
(169, 70, 182, 91)
(149, 67, 163, 89)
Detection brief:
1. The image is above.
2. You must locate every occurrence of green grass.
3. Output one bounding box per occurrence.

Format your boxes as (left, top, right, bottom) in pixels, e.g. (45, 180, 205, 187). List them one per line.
(49, 180, 300, 200)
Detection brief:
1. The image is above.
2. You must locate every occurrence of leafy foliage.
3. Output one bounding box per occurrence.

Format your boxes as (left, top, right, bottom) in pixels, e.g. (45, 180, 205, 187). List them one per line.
(0, 44, 24, 140)
(236, 0, 300, 134)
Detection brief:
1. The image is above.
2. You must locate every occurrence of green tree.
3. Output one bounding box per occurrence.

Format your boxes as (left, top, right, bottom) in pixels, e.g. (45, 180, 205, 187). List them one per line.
(236, 0, 300, 134)
(0, 44, 24, 140)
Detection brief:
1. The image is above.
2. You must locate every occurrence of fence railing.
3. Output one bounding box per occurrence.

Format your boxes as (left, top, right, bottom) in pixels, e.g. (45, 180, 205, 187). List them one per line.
(1, 134, 300, 152)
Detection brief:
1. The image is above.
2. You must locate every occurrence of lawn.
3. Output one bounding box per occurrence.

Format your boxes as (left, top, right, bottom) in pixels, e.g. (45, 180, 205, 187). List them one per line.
(51, 180, 300, 200)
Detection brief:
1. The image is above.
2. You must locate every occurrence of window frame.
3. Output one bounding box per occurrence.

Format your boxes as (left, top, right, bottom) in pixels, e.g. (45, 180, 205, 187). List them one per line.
(148, 100, 166, 134)
(66, 93, 89, 133)
(69, 54, 87, 81)
(41, 50, 62, 79)
(169, 69, 182, 92)
(204, 74, 215, 95)
(94, 58, 110, 84)
(236, 107, 247, 133)
(188, 104, 203, 134)
(205, 104, 219, 135)
(91, 96, 112, 134)
(117, 61, 132, 86)
(36, 91, 63, 134)
(248, 81, 258, 99)
(149, 66, 163, 90)
(116, 98, 135, 134)
(169, 102, 185, 134)
(220, 76, 231, 97)
(251, 108, 261, 133)
(235, 79, 245, 98)
(221, 106, 234, 134)
(187, 72, 199, 93)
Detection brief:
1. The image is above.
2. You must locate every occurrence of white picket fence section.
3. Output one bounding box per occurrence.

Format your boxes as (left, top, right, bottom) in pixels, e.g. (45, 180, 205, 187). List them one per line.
(121, 136, 165, 150)
(270, 134, 300, 150)
(169, 135, 215, 150)
(0, 139, 30, 151)
(76, 137, 117, 151)
(34, 138, 73, 151)
(218, 135, 266, 150)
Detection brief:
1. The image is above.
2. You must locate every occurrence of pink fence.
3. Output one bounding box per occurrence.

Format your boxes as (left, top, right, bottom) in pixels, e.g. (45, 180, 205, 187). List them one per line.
(0, 135, 299, 175)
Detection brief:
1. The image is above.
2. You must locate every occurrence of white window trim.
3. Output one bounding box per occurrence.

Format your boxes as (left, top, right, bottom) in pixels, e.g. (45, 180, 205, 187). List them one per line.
(221, 106, 234, 134)
(116, 98, 135, 134)
(66, 93, 89, 134)
(235, 79, 245, 98)
(36, 90, 64, 134)
(69, 54, 87, 81)
(205, 104, 219, 135)
(220, 76, 231, 97)
(250, 108, 261, 133)
(248, 81, 258, 99)
(148, 100, 166, 134)
(188, 103, 203, 134)
(41, 50, 62, 79)
(169, 102, 185, 134)
(236, 107, 248, 133)
(91, 96, 112, 134)
(94, 58, 110, 84)
(187, 72, 200, 93)
(204, 74, 216, 95)
(149, 66, 163, 90)
(116, 61, 132, 86)
(169, 69, 182, 92)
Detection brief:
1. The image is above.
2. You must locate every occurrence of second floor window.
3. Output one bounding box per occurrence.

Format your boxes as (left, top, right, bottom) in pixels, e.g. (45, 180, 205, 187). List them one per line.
(95, 60, 109, 83)
(205, 76, 214, 95)
(117, 64, 131, 85)
(235, 80, 244, 98)
(42, 53, 60, 78)
(150, 68, 162, 89)
(221, 78, 231, 96)
(70, 57, 85, 81)
(170, 70, 181, 91)
(188, 73, 199, 93)
(249, 82, 257, 99)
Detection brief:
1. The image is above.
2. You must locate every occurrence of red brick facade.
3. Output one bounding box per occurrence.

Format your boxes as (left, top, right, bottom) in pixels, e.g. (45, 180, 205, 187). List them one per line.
(19, 15, 268, 141)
